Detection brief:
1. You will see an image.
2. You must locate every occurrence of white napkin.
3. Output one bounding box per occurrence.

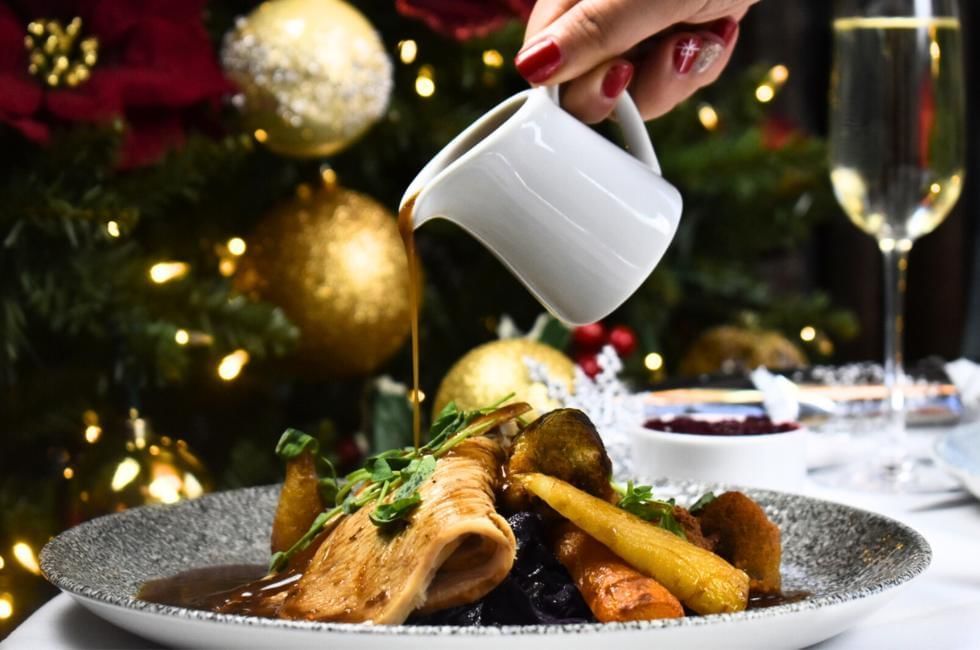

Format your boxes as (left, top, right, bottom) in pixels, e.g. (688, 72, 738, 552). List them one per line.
(750, 366, 800, 422)
(945, 358, 980, 410)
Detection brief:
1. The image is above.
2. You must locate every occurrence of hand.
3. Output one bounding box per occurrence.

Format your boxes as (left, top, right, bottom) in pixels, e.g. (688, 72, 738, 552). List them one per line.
(515, 0, 759, 123)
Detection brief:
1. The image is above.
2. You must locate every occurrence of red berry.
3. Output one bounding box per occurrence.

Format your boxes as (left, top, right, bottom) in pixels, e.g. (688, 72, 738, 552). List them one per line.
(336, 437, 362, 467)
(608, 324, 638, 357)
(573, 322, 607, 351)
(576, 353, 601, 378)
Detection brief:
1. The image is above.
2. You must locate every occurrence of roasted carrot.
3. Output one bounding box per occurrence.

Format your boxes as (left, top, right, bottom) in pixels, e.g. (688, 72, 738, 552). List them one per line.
(554, 523, 684, 622)
(271, 452, 324, 554)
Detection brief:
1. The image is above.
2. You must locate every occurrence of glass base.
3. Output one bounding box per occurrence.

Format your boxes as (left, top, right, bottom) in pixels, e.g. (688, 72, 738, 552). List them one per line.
(810, 456, 961, 493)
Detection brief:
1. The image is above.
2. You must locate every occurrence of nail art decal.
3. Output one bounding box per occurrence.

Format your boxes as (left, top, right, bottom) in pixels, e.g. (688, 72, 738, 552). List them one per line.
(673, 36, 702, 75)
(694, 41, 724, 74)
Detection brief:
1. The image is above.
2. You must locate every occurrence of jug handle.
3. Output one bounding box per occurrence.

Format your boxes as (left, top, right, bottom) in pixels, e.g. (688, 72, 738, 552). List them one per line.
(545, 86, 661, 176)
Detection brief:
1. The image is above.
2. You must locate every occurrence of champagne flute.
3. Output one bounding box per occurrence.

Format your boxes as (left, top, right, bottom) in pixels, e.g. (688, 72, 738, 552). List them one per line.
(828, 0, 965, 491)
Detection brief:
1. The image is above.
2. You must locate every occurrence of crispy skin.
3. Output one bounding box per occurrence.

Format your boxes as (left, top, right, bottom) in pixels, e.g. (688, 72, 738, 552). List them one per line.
(271, 452, 324, 554)
(696, 492, 782, 593)
(280, 438, 516, 624)
(554, 523, 683, 622)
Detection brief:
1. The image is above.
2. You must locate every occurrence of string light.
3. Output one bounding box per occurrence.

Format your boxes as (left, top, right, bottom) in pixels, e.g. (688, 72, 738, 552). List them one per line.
(63, 466, 75, 479)
(218, 259, 237, 277)
(174, 328, 214, 347)
(253, 128, 268, 143)
(482, 49, 504, 68)
(12, 542, 40, 575)
(644, 353, 664, 371)
(218, 349, 250, 381)
(398, 39, 417, 64)
(83, 424, 101, 443)
(226, 237, 247, 256)
(0, 593, 12, 620)
(697, 103, 719, 131)
(105, 220, 121, 238)
(148, 261, 189, 284)
(415, 65, 435, 98)
(800, 326, 817, 342)
(768, 64, 790, 85)
(111, 457, 141, 491)
(0, 554, 5, 569)
(755, 84, 775, 103)
(175, 329, 190, 345)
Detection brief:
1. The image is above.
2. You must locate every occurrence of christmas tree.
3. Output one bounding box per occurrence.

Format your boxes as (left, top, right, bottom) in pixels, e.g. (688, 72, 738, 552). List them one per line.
(0, 0, 854, 632)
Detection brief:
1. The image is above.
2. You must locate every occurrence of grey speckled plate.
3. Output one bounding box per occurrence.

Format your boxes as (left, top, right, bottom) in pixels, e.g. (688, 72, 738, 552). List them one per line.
(41, 482, 930, 650)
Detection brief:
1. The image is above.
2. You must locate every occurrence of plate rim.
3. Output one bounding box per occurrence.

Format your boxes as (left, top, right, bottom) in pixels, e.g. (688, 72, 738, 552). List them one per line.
(41, 483, 933, 637)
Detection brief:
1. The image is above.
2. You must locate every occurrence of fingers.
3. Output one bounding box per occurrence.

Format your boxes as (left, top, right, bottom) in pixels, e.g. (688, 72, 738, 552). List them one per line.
(630, 20, 739, 120)
(516, 0, 689, 85)
(561, 58, 635, 124)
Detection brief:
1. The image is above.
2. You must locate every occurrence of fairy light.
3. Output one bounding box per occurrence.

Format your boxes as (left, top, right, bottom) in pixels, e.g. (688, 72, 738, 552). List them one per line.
(697, 103, 719, 131)
(415, 65, 435, 98)
(175, 329, 190, 345)
(218, 259, 236, 277)
(768, 64, 790, 85)
(930, 182, 942, 195)
(111, 457, 141, 491)
(254, 128, 268, 143)
(644, 352, 664, 371)
(755, 83, 775, 103)
(105, 220, 121, 238)
(482, 49, 504, 68)
(84, 424, 101, 443)
(0, 554, 4, 569)
(0, 593, 12, 620)
(800, 326, 817, 342)
(218, 349, 250, 381)
(398, 39, 417, 64)
(63, 466, 75, 479)
(12, 542, 40, 575)
(148, 261, 189, 284)
(227, 237, 247, 256)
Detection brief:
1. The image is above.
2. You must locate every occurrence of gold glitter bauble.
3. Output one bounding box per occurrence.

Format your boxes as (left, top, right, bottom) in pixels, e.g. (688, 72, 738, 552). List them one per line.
(236, 183, 411, 378)
(68, 412, 212, 525)
(222, 0, 393, 157)
(433, 339, 575, 421)
(679, 326, 807, 376)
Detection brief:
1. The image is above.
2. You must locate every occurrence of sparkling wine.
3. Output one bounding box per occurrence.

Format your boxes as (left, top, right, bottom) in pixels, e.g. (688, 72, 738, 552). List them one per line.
(830, 16, 965, 246)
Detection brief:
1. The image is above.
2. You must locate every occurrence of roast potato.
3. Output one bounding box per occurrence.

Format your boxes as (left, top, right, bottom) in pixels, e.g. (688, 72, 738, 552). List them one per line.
(696, 491, 782, 593)
(504, 409, 614, 510)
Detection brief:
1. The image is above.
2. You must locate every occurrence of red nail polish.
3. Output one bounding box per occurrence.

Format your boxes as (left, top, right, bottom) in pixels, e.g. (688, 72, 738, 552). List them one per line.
(515, 38, 562, 83)
(674, 36, 703, 75)
(707, 18, 739, 45)
(601, 62, 634, 99)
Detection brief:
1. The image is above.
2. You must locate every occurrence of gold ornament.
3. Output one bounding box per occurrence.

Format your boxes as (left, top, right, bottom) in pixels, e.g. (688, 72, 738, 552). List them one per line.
(221, 0, 393, 157)
(24, 17, 99, 88)
(434, 339, 575, 421)
(68, 411, 212, 524)
(236, 181, 411, 377)
(679, 326, 807, 376)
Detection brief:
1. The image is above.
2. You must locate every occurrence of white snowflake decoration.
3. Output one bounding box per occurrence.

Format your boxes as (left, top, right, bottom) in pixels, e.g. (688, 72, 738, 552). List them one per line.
(524, 344, 643, 479)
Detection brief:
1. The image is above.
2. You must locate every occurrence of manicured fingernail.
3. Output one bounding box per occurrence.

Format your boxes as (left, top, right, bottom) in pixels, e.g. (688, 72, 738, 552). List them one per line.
(707, 17, 739, 45)
(673, 35, 703, 75)
(515, 38, 562, 83)
(694, 41, 724, 74)
(601, 62, 634, 99)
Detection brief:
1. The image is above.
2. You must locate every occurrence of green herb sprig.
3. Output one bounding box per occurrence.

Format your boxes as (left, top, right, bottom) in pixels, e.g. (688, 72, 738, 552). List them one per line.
(613, 481, 687, 539)
(269, 395, 527, 572)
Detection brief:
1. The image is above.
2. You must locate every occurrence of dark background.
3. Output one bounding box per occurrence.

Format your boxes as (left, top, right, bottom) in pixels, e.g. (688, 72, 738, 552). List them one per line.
(739, 1, 977, 363)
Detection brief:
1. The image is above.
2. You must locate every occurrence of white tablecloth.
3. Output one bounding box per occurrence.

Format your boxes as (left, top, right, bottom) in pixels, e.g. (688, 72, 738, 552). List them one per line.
(5, 481, 980, 649)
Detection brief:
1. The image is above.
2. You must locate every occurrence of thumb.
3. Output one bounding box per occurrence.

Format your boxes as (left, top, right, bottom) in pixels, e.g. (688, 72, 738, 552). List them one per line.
(516, 0, 689, 85)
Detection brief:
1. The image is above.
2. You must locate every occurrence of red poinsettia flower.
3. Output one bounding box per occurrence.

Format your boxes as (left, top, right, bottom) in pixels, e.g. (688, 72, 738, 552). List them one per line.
(0, 0, 232, 167)
(395, 0, 534, 41)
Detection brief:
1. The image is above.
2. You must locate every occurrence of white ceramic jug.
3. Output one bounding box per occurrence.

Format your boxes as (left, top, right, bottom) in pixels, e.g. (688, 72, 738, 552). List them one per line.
(401, 87, 682, 325)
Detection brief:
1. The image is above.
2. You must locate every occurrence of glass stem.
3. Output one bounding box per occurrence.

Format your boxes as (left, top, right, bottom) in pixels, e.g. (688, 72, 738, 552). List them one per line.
(880, 241, 910, 473)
